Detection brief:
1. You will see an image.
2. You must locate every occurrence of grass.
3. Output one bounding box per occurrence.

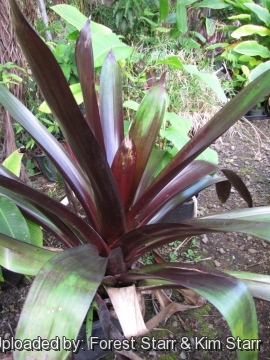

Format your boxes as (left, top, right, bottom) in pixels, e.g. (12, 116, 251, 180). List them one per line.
(122, 35, 234, 134)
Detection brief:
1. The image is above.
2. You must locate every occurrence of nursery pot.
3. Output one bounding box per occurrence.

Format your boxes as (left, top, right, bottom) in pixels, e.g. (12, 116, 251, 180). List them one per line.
(244, 108, 268, 121)
(0, 266, 23, 291)
(163, 196, 197, 223)
(33, 154, 59, 182)
(74, 318, 121, 360)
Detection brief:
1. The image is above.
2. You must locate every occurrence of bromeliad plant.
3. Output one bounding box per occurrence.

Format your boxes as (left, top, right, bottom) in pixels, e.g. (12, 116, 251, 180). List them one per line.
(1, 1, 270, 359)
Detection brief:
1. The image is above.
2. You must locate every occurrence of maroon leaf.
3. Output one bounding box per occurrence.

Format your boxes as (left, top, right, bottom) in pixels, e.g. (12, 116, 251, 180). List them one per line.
(111, 136, 136, 212)
(76, 20, 105, 152)
(133, 148, 166, 204)
(0, 175, 111, 256)
(221, 168, 252, 207)
(127, 70, 270, 225)
(216, 180, 231, 203)
(8, 0, 126, 242)
(129, 160, 219, 228)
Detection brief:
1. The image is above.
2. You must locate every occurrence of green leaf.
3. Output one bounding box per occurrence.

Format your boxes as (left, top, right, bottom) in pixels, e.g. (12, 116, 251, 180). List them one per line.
(156, 56, 184, 69)
(39, 83, 84, 113)
(193, 0, 229, 9)
(164, 112, 191, 134)
(51, 5, 110, 33)
(2, 149, 23, 177)
(184, 206, 270, 241)
(248, 60, 270, 82)
(51, 5, 133, 67)
(197, 147, 218, 164)
(224, 271, 270, 301)
(123, 100, 140, 111)
(228, 14, 251, 20)
(232, 25, 270, 38)
(0, 196, 30, 243)
(206, 17, 216, 37)
(176, 2, 188, 33)
(0, 233, 56, 275)
(159, 0, 169, 22)
(183, 64, 227, 102)
(244, 3, 270, 26)
(15, 244, 107, 360)
(129, 75, 167, 201)
(234, 41, 270, 58)
(26, 219, 43, 248)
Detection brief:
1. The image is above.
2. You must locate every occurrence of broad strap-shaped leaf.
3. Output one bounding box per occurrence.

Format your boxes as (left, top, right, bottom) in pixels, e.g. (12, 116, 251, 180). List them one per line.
(0, 175, 110, 256)
(149, 175, 229, 224)
(133, 148, 166, 204)
(15, 244, 108, 360)
(127, 70, 270, 222)
(128, 74, 167, 203)
(76, 19, 105, 152)
(8, 0, 126, 242)
(0, 165, 83, 248)
(0, 233, 56, 276)
(0, 84, 99, 231)
(111, 136, 136, 212)
(224, 271, 270, 302)
(118, 223, 211, 261)
(130, 160, 219, 228)
(117, 264, 258, 360)
(121, 206, 270, 262)
(183, 206, 270, 241)
(100, 51, 124, 166)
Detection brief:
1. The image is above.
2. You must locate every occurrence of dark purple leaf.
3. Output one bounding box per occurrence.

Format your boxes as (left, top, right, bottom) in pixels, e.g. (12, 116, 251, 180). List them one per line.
(215, 180, 231, 203)
(76, 20, 105, 152)
(130, 161, 219, 228)
(115, 264, 257, 360)
(111, 136, 136, 212)
(127, 70, 270, 224)
(148, 175, 227, 224)
(133, 148, 166, 204)
(0, 165, 81, 247)
(221, 168, 252, 207)
(0, 175, 110, 256)
(7, 0, 126, 242)
(0, 84, 99, 230)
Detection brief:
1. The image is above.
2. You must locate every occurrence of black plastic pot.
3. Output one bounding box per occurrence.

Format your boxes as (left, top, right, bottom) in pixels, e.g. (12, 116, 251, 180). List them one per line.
(74, 319, 121, 360)
(33, 154, 59, 182)
(163, 196, 197, 223)
(244, 109, 268, 121)
(0, 267, 23, 291)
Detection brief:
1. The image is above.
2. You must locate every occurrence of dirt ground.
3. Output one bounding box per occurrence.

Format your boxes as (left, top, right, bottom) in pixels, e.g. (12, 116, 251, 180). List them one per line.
(0, 118, 270, 360)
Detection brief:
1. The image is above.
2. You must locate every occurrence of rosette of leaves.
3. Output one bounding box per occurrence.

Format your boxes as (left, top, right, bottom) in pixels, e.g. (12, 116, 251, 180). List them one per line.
(1, 1, 270, 359)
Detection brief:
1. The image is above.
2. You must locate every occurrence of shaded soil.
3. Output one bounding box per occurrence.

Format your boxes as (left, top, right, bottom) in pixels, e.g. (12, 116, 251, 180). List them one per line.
(0, 119, 270, 360)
